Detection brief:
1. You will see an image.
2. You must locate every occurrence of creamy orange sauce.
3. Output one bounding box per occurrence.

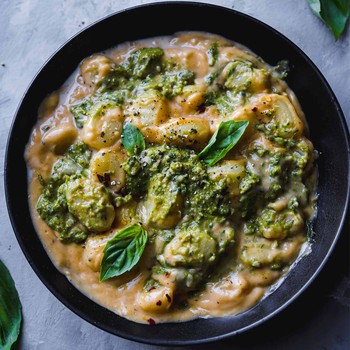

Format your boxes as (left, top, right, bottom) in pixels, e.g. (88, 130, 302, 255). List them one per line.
(26, 32, 316, 324)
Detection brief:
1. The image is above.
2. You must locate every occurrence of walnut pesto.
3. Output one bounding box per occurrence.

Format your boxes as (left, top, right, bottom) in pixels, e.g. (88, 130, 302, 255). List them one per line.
(123, 145, 232, 223)
(26, 32, 317, 324)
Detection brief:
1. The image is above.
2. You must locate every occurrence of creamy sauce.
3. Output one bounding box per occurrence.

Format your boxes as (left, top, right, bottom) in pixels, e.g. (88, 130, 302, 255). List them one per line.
(26, 32, 317, 324)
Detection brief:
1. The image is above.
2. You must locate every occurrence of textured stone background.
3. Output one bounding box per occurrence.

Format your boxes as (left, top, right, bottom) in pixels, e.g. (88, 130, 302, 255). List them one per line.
(0, 1, 349, 349)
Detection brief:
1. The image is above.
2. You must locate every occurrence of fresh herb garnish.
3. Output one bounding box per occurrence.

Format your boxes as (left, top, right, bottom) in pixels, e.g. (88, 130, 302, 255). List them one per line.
(121, 122, 146, 155)
(199, 120, 249, 166)
(0, 260, 22, 350)
(308, 0, 350, 40)
(100, 224, 148, 281)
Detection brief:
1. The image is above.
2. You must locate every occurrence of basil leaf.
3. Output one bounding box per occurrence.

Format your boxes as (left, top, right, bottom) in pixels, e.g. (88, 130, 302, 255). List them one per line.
(0, 260, 22, 350)
(308, 0, 350, 40)
(308, 0, 322, 16)
(100, 224, 148, 281)
(121, 122, 146, 155)
(199, 120, 249, 166)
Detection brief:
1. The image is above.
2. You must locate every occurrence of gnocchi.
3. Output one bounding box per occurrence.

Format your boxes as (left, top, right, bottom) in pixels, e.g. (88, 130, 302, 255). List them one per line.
(26, 32, 317, 325)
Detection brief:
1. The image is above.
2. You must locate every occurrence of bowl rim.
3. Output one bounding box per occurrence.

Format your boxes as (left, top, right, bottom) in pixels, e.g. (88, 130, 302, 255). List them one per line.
(4, 1, 350, 346)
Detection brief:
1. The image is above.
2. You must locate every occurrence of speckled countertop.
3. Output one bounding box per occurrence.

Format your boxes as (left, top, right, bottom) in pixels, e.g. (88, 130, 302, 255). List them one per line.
(0, 1, 349, 349)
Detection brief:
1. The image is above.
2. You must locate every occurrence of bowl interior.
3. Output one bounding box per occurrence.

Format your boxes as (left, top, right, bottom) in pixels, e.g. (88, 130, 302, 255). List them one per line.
(5, 2, 350, 346)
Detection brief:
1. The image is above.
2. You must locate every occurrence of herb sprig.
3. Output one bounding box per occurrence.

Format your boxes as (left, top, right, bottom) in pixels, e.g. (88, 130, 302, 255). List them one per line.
(100, 224, 148, 281)
(0, 260, 22, 350)
(199, 120, 249, 166)
(308, 0, 350, 40)
(121, 122, 146, 156)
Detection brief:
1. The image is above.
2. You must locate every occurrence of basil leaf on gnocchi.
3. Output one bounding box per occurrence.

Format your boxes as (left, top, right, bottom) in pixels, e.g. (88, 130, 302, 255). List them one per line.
(121, 122, 146, 156)
(199, 120, 249, 166)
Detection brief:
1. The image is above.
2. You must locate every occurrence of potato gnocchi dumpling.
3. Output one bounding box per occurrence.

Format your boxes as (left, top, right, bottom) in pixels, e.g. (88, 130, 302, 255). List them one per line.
(26, 32, 317, 325)
(90, 149, 126, 191)
(80, 54, 115, 89)
(81, 106, 123, 149)
(125, 90, 169, 128)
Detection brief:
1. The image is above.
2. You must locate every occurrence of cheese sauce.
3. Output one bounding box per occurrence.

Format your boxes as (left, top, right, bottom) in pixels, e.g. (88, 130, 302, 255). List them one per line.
(26, 32, 317, 324)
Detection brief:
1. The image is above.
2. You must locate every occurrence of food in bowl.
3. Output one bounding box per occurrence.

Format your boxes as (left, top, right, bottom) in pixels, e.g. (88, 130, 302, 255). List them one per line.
(25, 32, 317, 324)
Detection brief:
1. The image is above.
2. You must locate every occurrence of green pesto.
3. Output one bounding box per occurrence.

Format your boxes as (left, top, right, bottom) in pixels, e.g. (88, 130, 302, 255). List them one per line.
(36, 142, 114, 243)
(101, 51, 195, 97)
(273, 60, 289, 79)
(256, 118, 298, 146)
(239, 171, 260, 194)
(205, 90, 246, 117)
(243, 208, 295, 238)
(156, 67, 195, 98)
(70, 100, 93, 129)
(66, 177, 115, 232)
(237, 131, 313, 268)
(208, 42, 219, 67)
(224, 60, 255, 91)
(162, 222, 218, 268)
(241, 208, 304, 268)
(151, 264, 206, 292)
(240, 238, 282, 268)
(123, 145, 232, 223)
(70, 94, 121, 130)
(113, 193, 132, 208)
(122, 47, 164, 78)
(205, 71, 219, 85)
(239, 139, 311, 216)
(150, 223, 234, 293)
(122, 145, 236, 292)
(71, 48, 195, 128)
(33, 38, 318, 308)
(51, 141, 91, 180)
(205, 59, 270, 116)
(36, 180, 88, 243)
(141, 173, 183, 229)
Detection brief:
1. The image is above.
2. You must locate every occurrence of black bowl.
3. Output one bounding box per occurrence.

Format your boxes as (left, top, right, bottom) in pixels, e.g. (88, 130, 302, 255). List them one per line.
(5, 1, 350, 346)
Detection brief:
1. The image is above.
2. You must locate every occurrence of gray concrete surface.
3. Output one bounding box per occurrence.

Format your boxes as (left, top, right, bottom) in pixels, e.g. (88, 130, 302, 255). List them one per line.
(0, 1, 349, 349)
